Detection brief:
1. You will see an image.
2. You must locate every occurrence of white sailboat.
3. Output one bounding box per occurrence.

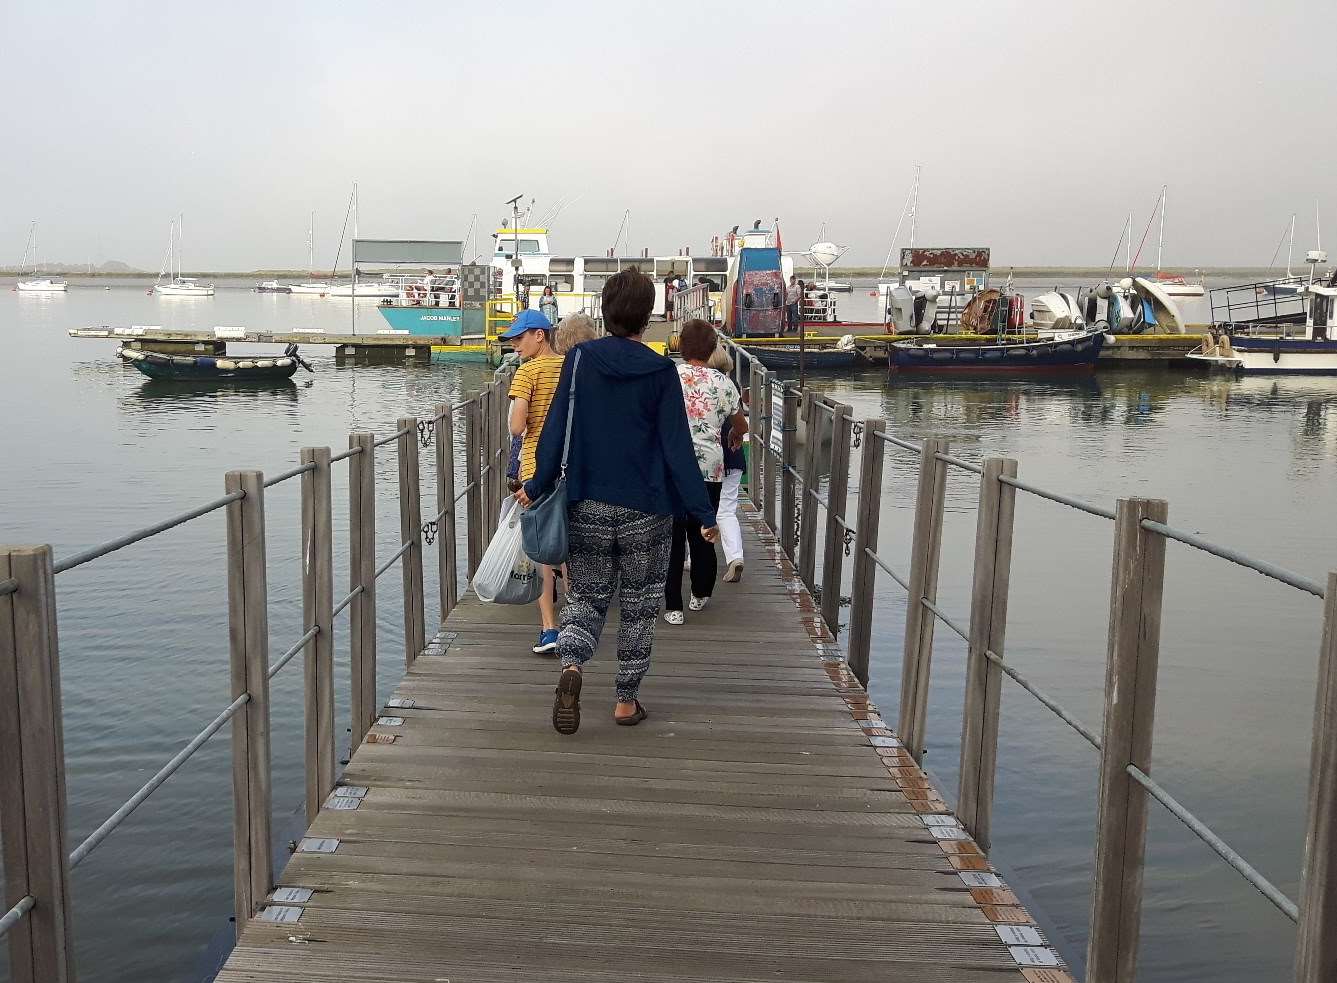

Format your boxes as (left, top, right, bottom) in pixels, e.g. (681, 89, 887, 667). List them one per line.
(15, 223, 68, 293)
(1150, 187, 1205, 298)
(153, 216, 214, 297)
(287, 212, 332, 294)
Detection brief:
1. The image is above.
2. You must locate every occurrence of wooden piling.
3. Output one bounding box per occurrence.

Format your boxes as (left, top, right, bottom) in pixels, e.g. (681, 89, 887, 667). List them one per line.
(224, 470, 273, 931)
(762, 373, 777, 535)
(0, 545, 75, 983)
(797, 392, 822, 591)
(748, 362, 763, 510)
(347, 433, 377, 747)
(434, 403, 458, 620)
(846, 418, 886, 687)
(780, 387, 799, 562)
(1294, 571, 1337, 983)
(1086, 497, 1168, 983)
(957, 457, 1018, 851)
(464, 401, 482, 579)
(898, 437, 950, 764)
(299, 447, 335, 824)
(819, 402, 853, 635)
(397, 417, 425, 665)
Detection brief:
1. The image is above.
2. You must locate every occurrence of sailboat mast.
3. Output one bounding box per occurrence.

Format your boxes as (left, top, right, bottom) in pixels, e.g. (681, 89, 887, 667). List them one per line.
(308, 211, 314, 276)
(1156, 188, 1166, 273)
(1288, 214, 1296, 277)
(909, 164, 921, 249)
(20, 222, 35, 274)
(1125, 212, 1132, 271)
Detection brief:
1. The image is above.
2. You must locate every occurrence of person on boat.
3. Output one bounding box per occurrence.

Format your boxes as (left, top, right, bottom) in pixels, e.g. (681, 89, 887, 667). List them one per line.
(554, 313, 598, 354)
(516, 268, 716, 734)
(664, 274, 676, 321)
(707, 345, 746, 582)
(539, 284, 560, 327)
(663, 319, 745, 625)
(787, 275, 803, 334)
(504, 309, 564, 655)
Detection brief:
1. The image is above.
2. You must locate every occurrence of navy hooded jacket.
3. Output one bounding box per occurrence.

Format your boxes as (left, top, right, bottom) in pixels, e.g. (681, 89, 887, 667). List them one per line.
(523, 336, 717, 528)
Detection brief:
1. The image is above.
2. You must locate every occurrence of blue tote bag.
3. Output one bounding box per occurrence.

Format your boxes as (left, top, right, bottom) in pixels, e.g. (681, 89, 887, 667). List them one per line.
(521, 349, 579, 565)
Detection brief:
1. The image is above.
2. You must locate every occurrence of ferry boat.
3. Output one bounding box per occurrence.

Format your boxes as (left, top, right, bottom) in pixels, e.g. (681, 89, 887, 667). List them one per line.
(1189, 283, 1337, 374)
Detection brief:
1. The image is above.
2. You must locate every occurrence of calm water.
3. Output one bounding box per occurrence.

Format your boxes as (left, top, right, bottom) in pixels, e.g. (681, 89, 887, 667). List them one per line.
(2, 280, 1335, 982)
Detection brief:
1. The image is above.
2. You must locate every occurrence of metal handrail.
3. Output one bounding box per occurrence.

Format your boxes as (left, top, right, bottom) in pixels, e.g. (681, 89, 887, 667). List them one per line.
(374, 539, 414, 580)
(454, 480, 476, 505)
(329, 445, 363, 464)
(0, 896, 34, 939)
(921, 596, 969, 642)
(985, 648, 1102, 750)
(875, 430, 922, 454)
(373, 425, 414, 448)
(835, 514, 855, 534)
(1125, 763, 1298, 922)
(935, 451, 983, 476)
(332, 584, 363, 619)
(1141, 518, 1326, 599)
(267, 626, 319, 680)
(997, 473, 1116, 521)
(68, 693, 250, 869)
(864, 547, 910, 592)
(53, 489, 246, 575)
(262, 461, 316, 488)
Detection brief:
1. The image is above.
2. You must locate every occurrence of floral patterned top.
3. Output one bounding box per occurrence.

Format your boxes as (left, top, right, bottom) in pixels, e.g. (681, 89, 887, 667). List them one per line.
(676, 364, 741, 482)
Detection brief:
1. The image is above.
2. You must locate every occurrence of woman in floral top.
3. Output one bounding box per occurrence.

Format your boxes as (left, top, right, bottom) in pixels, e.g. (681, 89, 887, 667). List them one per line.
(664, 319, 747, 624)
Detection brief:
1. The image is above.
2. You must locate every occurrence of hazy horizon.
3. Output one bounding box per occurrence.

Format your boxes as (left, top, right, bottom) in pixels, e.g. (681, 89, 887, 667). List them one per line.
(6, 0, 1335, 272)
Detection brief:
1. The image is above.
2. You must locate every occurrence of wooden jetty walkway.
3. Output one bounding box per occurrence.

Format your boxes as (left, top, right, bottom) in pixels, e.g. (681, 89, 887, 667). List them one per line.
(216, 505, 1048, 983)
(4, 320, 1336, 982)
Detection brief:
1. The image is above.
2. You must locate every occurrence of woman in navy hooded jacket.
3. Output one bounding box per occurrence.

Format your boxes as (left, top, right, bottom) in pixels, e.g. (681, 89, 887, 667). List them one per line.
(517, 267, 717, 735)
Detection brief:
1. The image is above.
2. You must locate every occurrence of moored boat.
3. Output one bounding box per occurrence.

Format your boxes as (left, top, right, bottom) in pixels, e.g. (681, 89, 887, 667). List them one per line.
(1189, 283, 1337, 374)
(738, 337, 862, 372)
(254, 280, 291, 293)
(17, 277, 68, 293)
(117, 344, 312, 381)
(891, 328, 1107, 371)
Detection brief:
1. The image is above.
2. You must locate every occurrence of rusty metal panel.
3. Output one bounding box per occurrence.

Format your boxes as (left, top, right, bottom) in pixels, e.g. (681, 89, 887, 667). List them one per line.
(900, 247, 991, 270)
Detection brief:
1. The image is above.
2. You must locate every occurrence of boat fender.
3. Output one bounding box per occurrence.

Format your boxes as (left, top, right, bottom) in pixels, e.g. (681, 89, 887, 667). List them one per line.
(145, 352, 170, 364)
(172, 356, 194, 366)
(256, 359, 275, 369)
(836, 334, 856, 351)
(236, 360, 256, 369)
(216, 359, 237, 369)
(1274, 345, 1281, 364)
(275, 357, 293, 367)
(198, 357, 217, 368)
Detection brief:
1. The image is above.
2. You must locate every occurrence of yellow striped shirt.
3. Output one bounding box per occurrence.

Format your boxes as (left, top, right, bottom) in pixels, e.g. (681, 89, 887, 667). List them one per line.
(509, 354, 565, 481)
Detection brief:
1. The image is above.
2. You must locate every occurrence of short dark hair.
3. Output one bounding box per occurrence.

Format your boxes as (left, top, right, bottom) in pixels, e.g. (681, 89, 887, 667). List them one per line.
(602, 267, 654, 336)
(678, 318, 716, 361)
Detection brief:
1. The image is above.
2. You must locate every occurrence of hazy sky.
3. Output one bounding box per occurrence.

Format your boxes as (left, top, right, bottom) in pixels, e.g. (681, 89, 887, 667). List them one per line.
(5, 0, 1335, 270)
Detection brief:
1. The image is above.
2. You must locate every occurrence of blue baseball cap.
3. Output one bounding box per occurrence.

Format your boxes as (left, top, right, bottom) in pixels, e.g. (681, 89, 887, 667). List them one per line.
(499, 308, 552, 339)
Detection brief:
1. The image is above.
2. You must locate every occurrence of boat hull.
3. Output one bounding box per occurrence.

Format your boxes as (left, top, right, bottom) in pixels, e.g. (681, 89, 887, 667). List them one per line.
(118, 347, 298, 381)
(377, 305, 464, 335)
(154, 286, 215, 297)
(891, 331, 1106, 371)
(17, 279, 68, 293)
(1224, 337, 1337, 374)
(738, 345, 862, 372)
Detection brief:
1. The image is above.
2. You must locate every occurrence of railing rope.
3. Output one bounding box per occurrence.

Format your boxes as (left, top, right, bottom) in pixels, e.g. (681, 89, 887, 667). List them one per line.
(898, 437, 950, 764)
(1086, 497, 1169, 983)
(299, 447, 335, 822)
(223, 470, 273, 933)
(957, 457, 1018, 852)
(0, 544, 75, 982)
(397, 417, 427, 665)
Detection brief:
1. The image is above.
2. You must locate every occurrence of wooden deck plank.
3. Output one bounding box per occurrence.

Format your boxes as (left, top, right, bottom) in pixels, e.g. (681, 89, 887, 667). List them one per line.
(215, 506, 1043, 982)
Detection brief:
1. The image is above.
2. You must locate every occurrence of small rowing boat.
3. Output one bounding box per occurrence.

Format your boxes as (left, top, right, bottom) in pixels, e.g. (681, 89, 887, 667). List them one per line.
(117, 344, 313, 382)
(890, 328, 1108, 371)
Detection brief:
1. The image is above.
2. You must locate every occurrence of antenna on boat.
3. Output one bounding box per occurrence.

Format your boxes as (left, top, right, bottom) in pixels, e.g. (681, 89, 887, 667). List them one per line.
(505, 194, 524, 305)
(609, 209, 630, 255)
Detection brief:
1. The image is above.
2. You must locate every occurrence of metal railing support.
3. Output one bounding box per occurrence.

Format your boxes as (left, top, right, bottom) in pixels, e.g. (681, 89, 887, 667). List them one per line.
(434, 402, 459, 619)
(1087, 497, 1169, 983)
(779, 387, 799, 560)
(898, 437, 950, 764)
(464, 400, 483, 578)
(299, 448, 335, 824)
(819, 402, 854, 634)
(480, 386, 497, 537)
(957, 457, 1018, 851)
(797, 391, 822, 590)
(347, 433, 377, 746)
(397, 417, 426, 665)
(224, 470, 273, 931)
(1295, 570, 1337, 983)
(762, 373, 777, 535)
(846, 418, 886, 687)
(0, 545, 75, 983)
(747, 362, 763, 510)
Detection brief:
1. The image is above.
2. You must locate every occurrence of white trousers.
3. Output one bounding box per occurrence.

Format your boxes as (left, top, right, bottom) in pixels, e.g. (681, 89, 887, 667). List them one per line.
(717, 468, 744, 564)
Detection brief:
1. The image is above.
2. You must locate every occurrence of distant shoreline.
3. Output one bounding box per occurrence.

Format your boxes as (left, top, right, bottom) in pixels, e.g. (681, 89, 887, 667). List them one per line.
(1, 265, 1299, 280)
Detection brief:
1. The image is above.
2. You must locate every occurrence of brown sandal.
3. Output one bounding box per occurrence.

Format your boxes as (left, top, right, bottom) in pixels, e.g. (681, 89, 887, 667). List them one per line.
(553, 667, 582, 735)
(615, 700, 648, 726)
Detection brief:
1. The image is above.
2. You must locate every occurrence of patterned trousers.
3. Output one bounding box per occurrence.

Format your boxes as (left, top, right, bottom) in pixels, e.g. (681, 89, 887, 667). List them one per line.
(558, 499, 673, 702)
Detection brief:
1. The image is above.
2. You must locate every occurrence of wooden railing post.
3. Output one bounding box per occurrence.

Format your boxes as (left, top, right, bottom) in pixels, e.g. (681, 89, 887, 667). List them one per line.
(397, 417, 426, 665)
(797, 392, 823, 590)
(898, 437, 950, 764)
(434, 402, 459, 619)
(224, 470, 273, 931)
(747, 362, 763, 510)
(846, 419, 886, 687)
(957, 457, 1018, 852)
(819, 402, 854, 634)
(299, 447, 335, 824)
(464, 400, 482, 578)
(347, 433, 377, 747)
(496, 372, 512, 532)
(762, 373, 777, 535)
(1296, 571, 1337, 983)
(779, 387, 800, 561)
(1086, 497, 1169, 983)
(0, 545, 75, 983)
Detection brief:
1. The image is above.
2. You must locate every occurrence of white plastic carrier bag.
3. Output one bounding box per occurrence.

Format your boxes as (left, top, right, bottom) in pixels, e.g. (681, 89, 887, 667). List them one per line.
(473, 498, 543, 605)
